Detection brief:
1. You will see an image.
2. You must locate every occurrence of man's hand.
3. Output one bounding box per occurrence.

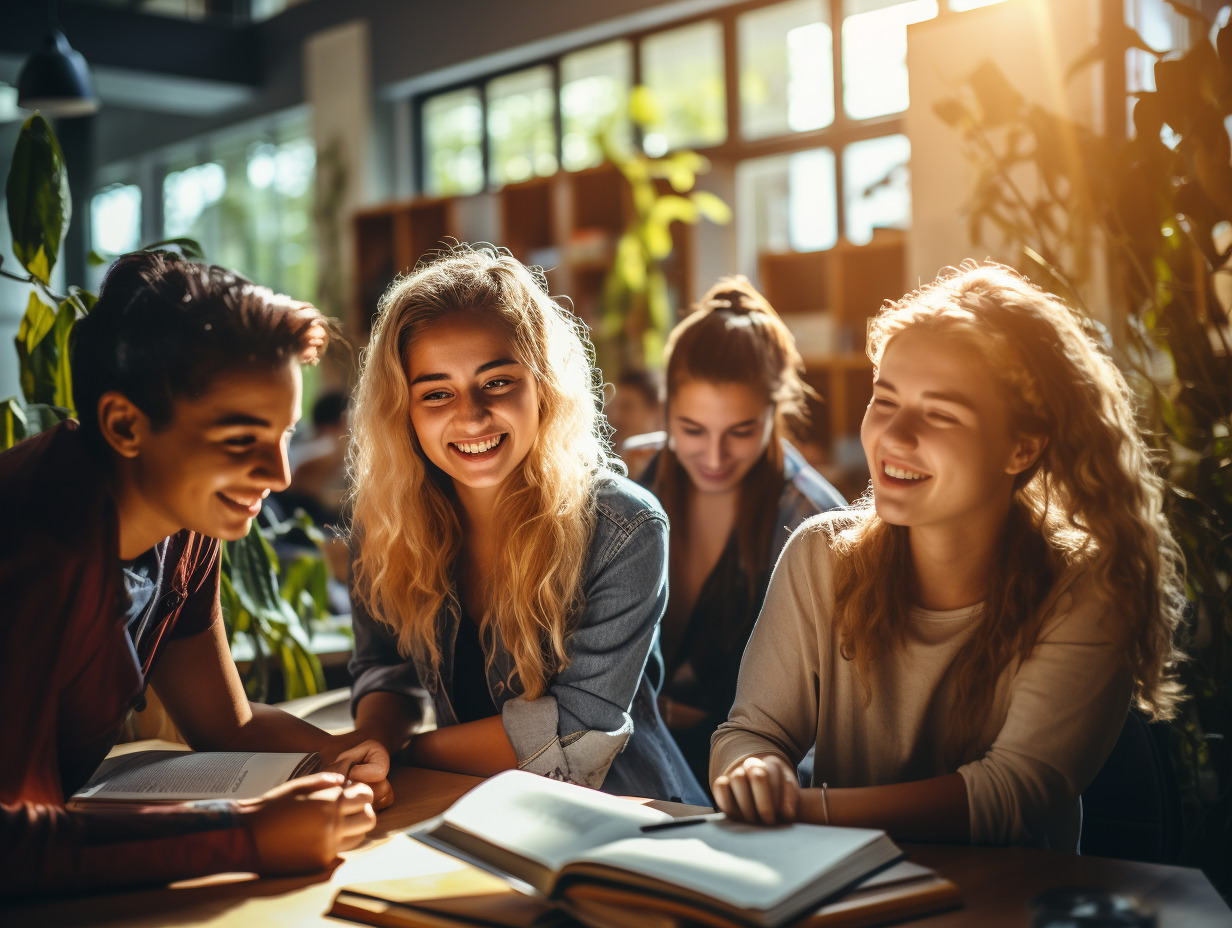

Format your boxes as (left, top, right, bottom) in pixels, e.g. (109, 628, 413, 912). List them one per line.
(320, 735, 393, 810)
(712, 755, 800, 825)
(242, 773, 376, 874)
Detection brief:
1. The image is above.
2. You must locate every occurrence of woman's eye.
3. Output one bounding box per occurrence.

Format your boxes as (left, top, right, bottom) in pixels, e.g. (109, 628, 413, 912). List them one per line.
(928, 411, 958, 424)
(729, 429, 755, 439)
(484, 377, 514, 390)
(871, 397, 896, 410)
(224, 435, 256, 449)
(681, 428, 704, 437)
(421, 389, 452, 402)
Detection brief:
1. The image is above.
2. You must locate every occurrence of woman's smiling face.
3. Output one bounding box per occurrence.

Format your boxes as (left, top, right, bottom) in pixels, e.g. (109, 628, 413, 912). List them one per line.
(668, 378, 774, 496)
(405, 313, 539, 507)
(861, 328, 1040, 537)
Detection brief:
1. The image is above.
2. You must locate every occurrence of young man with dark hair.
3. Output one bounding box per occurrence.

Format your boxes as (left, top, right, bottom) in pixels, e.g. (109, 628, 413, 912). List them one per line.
(0, 251, 390, 895)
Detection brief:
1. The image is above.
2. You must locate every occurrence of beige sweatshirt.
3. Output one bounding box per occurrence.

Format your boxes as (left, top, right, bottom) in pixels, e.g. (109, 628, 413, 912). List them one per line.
(710, 517, 1131, 850)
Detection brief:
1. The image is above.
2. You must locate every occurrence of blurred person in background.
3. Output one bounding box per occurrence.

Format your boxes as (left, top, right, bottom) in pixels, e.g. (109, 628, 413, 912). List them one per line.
(641, 277, 846, 788)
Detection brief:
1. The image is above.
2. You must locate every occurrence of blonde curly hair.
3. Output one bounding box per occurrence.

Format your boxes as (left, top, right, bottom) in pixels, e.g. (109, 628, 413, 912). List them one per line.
(829, 261, 1186, 757)
(347, 245, 613, 699)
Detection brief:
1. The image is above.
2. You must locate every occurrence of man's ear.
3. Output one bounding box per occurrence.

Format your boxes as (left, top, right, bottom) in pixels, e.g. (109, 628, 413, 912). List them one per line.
(1006, 433, 1047, 476)
(97, 392, 150, 459)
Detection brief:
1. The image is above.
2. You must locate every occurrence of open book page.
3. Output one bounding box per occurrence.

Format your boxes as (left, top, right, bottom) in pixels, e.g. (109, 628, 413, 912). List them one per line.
(564, 821, 901, 922)
(429, 771, 672, 885)
(70, 750, 319, 803)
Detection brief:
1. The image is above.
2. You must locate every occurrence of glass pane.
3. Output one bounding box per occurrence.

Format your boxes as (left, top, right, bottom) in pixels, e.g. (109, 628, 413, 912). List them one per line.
(91, 183, 142, 255)
(163, 161, 226, 238)
(641, 20, 727, 154)
(161, 121, 317, 302)
(561, 40, 633, 170)
(843, 134, 911, 244)
(736, 148, 837, 278)
(487, 66, 558, 187)
(842, 0, 938, 119)
(948, 0, 1008, 9)
(423, 87, 485, 196)
(739, 0, 833, 140)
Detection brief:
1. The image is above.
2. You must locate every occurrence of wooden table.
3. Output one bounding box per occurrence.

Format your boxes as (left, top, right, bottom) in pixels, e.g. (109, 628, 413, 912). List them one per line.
(4, 765, 1228, 927)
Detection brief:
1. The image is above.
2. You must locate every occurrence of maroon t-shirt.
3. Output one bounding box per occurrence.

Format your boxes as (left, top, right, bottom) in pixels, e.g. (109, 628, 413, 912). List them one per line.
(0, 422, 256, 895)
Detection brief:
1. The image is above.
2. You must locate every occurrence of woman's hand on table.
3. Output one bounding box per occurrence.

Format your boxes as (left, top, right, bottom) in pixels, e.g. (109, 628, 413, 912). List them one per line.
(321, 734, 394, 810)
(243, 773, 376, 874)
(713, 754, 800, 825)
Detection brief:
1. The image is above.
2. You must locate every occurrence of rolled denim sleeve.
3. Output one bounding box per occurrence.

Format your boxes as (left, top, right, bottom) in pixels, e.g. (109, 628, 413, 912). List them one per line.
(347, 589, 429, 724)
(502, 499, 667, 789)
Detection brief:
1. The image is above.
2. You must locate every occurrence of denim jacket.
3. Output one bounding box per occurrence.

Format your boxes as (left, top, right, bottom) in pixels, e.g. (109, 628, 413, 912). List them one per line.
(349, 474, 706, 804)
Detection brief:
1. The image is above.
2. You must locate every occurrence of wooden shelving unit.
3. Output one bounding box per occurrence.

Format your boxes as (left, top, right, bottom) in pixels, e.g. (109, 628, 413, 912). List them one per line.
(758, 230, 906, 449)
(351, 164, 693, 347)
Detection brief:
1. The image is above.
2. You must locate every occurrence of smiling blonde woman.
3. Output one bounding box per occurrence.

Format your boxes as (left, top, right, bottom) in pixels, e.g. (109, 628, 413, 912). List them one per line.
(346, 243, 703, 803)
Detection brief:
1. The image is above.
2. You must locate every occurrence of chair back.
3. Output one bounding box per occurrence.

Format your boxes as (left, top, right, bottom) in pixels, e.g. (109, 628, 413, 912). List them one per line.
(1080, 708, 1183, 862)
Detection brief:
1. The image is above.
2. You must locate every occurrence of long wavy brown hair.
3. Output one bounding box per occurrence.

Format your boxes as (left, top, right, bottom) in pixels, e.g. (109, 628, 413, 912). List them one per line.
(347, 245, 612, 699)
(653, 276, 812, 579)
(829, 262, 1186, 759)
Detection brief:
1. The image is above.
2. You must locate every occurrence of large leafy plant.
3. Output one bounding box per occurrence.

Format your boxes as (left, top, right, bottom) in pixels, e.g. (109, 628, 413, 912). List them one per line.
(2, 113, 328, 701)
(936, 1, 1230, 874)
(601, 87, 731, 369)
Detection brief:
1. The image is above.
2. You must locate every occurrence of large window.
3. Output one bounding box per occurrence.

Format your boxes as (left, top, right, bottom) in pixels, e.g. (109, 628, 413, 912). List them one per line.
(561, 41, 634, 170)
(640, 20, 727, 154)
(423, 88, 484, 196)
(842, 0, 938, 119)
(409, 0, 1009, 276)
(739, 0, 833, 140)
(487, 66, 558, 186)
(158, 114, 316, 301)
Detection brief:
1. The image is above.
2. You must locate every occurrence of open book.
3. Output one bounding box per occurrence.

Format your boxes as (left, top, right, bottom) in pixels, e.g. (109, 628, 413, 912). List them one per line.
(405, 770, 905, 928)
(331, 859, 960, 928)
(69, 749, 321, 805)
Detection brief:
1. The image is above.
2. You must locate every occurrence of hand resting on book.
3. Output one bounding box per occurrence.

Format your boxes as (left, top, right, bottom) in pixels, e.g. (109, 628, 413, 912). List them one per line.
(713, 754, 800, 826)
(242, 772, 377, 874)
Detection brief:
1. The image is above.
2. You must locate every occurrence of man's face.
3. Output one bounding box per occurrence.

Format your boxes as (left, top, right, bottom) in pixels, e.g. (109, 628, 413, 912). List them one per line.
(124, 360, 302, 543)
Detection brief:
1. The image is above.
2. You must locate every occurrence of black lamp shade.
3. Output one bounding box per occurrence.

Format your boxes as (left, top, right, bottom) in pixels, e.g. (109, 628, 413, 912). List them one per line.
(17, 30, 99, 118)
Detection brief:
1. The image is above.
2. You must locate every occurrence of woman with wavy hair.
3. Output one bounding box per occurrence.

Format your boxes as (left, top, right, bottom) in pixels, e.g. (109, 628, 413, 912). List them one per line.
(346, 244, 703, 803)
(642, 277, 844, 786)
(711, 262, 1185, 849)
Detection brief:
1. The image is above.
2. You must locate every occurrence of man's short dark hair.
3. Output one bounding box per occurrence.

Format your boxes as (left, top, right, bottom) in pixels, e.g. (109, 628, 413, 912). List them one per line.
(70, 250, 338, 448)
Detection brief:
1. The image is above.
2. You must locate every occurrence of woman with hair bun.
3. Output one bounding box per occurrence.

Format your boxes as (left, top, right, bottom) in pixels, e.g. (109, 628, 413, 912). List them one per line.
(644, 276, 845, 786)
(346, 244, 703, 803)
(712, 262, 1186, 849)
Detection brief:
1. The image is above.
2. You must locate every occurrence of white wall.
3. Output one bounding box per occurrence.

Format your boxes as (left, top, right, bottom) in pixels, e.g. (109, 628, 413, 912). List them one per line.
(906, 0, 1111, 320)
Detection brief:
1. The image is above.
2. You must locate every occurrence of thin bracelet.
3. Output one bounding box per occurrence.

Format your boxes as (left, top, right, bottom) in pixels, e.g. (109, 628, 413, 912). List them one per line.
(820, 782, 831, 825)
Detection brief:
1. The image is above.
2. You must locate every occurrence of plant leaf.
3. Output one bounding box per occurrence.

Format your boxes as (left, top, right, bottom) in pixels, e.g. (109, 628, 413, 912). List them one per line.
(140, 237, 206, 260)
(691, 190, 732, 224)
(0, 397, 28, 451)
(628, 86, 661, 128)
(15, 292, 56, 405)
(5, 114, 70, 283)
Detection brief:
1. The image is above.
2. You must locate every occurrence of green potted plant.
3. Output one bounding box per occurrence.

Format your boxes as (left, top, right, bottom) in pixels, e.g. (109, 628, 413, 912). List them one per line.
(600, 87, 731, 370)
(2, 112, 330, 702)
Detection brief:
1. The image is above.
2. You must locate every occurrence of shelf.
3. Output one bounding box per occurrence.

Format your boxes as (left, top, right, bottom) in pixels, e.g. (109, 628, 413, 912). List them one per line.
(758, 231, 905, 451)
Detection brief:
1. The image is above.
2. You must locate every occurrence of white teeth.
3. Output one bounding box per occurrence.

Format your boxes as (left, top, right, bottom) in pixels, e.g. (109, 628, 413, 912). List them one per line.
(885, 464, 928, 481)
(455, 435, 503, 454)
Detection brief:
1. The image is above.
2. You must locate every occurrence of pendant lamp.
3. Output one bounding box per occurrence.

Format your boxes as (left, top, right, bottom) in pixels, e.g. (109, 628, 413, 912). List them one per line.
(16, 1, 99, 117)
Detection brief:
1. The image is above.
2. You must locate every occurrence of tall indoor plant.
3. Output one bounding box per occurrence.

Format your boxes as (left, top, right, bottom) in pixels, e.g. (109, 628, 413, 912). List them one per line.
(2, 112, 329, 701)
(600, 87, 731, 370)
